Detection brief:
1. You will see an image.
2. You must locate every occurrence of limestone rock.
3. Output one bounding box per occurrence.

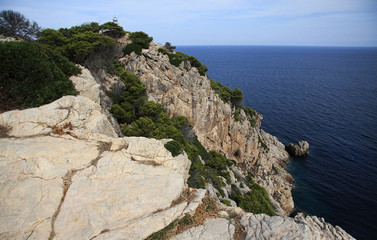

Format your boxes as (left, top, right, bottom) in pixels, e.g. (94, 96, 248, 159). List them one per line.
(0, 95, 117, 139)
(171, 218, 235, 240)
(241, 213, 355, 240)
(285, 140, 310, 157)
(0, 96, 197, 240)
(70, 65, 101, 104)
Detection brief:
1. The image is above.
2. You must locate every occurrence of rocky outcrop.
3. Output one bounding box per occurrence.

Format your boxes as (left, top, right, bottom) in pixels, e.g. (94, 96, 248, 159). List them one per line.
(241, 213, 355, 240)
(70, 66, 101, 104)
(171, 212, 355, 240)
(0, 95, 117, 139)
(0, 95, 206, 240)
(172, 218, 235, 240)
(286, 140, 310, 157)
(121, 42, 294, 215)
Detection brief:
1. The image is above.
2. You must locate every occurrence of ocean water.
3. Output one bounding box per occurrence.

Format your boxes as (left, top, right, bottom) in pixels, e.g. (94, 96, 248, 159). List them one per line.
(176, 45, 377, 239)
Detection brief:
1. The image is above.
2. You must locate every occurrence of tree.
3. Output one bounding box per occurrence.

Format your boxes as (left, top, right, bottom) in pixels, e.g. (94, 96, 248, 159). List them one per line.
(164, 42, 176, 52)
(0, 10, 41, 40)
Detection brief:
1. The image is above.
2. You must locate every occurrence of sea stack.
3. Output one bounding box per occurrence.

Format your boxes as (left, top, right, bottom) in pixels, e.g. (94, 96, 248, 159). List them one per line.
(285, 140, 310, 157)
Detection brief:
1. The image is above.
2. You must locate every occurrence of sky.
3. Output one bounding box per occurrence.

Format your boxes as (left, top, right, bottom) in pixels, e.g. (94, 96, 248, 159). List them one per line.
(1, 0, 377, 46)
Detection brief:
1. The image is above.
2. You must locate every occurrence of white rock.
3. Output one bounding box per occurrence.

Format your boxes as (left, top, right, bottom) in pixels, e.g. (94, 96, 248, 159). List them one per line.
(171, 218, 235, 240)
(70, 66, 101, 104)
(241, 213, 355, 240)
(0, 96, 195, 240)
(0, 95, 117, 139)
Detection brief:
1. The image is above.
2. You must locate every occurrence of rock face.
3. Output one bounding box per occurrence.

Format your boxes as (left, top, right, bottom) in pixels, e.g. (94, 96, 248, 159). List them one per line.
(70, 66, 101, 104)
(172, 218, 235, 240)
(0, 95, 117, 139)
(0, 95, 203, 240)
(286, 140, 310, 157)
(121, 42, 294, 215)
(172, 212, 355, 240)
(241, 213, 355, 240)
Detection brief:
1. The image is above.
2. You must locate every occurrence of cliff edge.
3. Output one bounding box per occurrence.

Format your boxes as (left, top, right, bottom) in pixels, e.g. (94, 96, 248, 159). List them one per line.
(121, 42, 294, 216)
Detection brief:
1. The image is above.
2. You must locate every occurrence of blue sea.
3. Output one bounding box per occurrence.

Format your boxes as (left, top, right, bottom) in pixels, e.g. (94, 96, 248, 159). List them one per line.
(176, 45, 377, 240)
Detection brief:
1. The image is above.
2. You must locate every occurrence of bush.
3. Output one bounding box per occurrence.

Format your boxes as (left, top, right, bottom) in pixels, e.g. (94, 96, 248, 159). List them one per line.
(0, 41, 78, 111)
(159, 50, 208, 76)
(100, 22, 126, 38)
(234, 109, 240, 121)
(210, 79, 245, 107)
(123, 43, 142, 55)
(38, 24, 117, 64)
(221, 199, 232, 207)
(249, 118, 257, 128)
(230, 178, 275, 216)
(164, 140, 182, 157)
(242, 106, 256, 117)
(206, 151, 232, 170)
(130, 31, 153, 49)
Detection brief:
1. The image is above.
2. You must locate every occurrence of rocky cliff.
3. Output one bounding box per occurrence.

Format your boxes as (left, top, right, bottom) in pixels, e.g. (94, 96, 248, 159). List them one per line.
(0, 35, 355, 239)
(120, 42, 294, 216)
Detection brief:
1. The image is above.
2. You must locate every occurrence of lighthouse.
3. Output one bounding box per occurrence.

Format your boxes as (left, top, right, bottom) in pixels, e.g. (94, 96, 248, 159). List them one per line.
(113, 17, 118, 25)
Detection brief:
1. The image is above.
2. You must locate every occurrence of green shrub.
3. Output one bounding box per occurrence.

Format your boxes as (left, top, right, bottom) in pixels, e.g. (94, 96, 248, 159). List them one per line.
(239, 186, 275, 216)
(242, 106, 256, 117)
(230, 179, 275, 216)
(164, 140, 182, 157)
(249, 118, 257, 128)
(221, 199, 232, 207)
(234, 109, 240, 121)
(100, 22, 126, 38)
(258, 136, 269, 150)
(159, 50, 208, 76)
(206, 151, 232, 170)
(145, 220, 177, 240)
(0, 41, 78, 111)
(210, 79, 246, 107)
(38, 24, 117, 64)
(130, 31, 153, 49)
(158, 47, 169, 55)
(123, 43, 142, 55)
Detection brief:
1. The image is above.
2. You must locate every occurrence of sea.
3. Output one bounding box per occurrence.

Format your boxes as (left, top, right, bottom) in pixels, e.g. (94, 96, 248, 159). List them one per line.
(176, 45, 377, 240)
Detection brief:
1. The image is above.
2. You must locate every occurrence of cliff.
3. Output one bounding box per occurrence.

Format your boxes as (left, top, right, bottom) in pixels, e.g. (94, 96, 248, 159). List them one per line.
(0, 34, 355, 239)
(121, 42, 294, 216)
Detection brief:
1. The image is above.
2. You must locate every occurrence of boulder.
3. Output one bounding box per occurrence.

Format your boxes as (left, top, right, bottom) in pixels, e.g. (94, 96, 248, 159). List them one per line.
(285, 140, 309, 157)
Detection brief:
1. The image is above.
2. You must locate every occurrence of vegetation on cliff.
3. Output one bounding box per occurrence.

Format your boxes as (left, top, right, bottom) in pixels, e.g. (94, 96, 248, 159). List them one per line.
(107, 60, 275, 216)
(38, 22, 124, 65)
(1, 11, 275, 217)
(123, 31, 153, 55)
(158, 48, 208, 76)
(0, 41, 79, 112)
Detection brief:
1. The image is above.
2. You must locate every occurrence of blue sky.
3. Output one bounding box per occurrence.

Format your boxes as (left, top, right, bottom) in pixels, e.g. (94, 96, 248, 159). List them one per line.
(1, 0, 377, 46)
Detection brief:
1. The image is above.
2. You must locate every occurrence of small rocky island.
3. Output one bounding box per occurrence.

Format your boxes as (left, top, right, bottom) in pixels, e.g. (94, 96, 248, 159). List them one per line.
(285, 140, 310, 157)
